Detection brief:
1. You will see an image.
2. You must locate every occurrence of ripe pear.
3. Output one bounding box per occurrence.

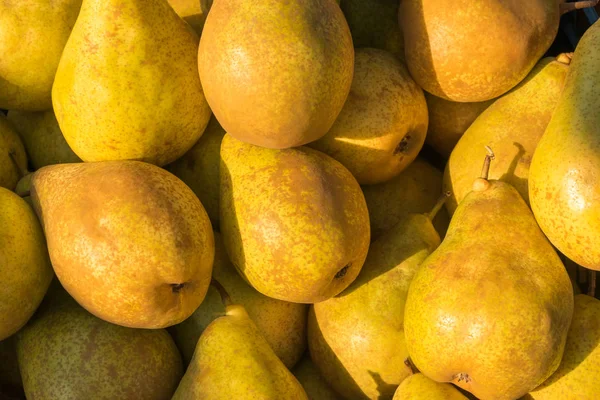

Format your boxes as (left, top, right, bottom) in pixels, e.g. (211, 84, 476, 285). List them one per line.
(529, 21, 600, 272)
(29, 161, 214, 328)
(528, 294, 600, 399)
(293, 355, 341, 400)
(7, 110, 81, 169)
(167, 116, 225, 227)
(167, 0, 213, 34)
(16, 296, 183, 400)
(362, 157, 449, 241)
(169, 232, 308, 369)
(172, 282, 308, 400)
(308, 196, 444, 399)
(404, 152, 574, 400)
(199, 0, 354, 149)
(220, 134, 370, 303)
(425, 93, 494, 159)
(0, 0, 82, 110)
(52, 0, 211, 166)
(398, 0, 589, 102)
(309, 48, 428, 185)
(444, 55, 571, 215)
(0, 115, 27, 190)
(0, 187, 53, 341)
(393, 373, 468, 400)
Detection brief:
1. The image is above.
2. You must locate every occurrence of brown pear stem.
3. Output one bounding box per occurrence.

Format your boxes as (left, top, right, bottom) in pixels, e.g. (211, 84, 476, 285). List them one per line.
(8, 150, 27, 179)
(210, 278, 232, 307)
(560, 0, 599, 14)
(589, 270, 596, 297)
(428, 191, 451, 221)
(404, 358, 418, 375)
(480, 146, 495, 180)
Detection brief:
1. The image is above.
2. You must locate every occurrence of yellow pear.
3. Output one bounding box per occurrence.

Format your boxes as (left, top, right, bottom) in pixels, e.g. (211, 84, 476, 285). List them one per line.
(293, 355, 341, 400)
(220, 134, 370, 303)
(0, 115, 27, 191)
(167, 0, 213, 34)
(0, 187, 53, 341)
(529, 21, 600, 272)
(52, 0, 211, 166)
(310, 48, 428, 185)
(0, 0, 82, 110)
(199, 0, 354, 149)
(29, 161, 215, 329)
(393, 373, 468, 400)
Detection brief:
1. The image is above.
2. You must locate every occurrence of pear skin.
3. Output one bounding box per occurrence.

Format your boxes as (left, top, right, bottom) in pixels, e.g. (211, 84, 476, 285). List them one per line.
(29, 161, 214, 329)
(393, 373, 468, 400)
(0, 115, 27, 191)
(293, 355, 341, 400)
(220, 134, 370, 303)
(52, 0, 211, 166)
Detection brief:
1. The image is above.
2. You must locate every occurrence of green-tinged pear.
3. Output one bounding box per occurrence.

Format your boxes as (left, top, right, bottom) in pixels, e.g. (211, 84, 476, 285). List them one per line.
(293, 355, 341, 400)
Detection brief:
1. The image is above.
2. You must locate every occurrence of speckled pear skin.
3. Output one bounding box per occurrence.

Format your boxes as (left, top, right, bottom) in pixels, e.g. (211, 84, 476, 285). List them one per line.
(399, 0, 559, 102)
(0, 188, 53, 341)
(529, 21, 600, 272)
(309, 48, 428, 185)
(444, 56, 570, 215)
(16, 297, 183, 400)
(404, 180, 574, 400)
(0, 115, 27, 191)
(52, 0, 211, 167)
(199, 0, 354, 149)
(172, 304, 309, 400)
(293, 355, 341, 400)
(0, 0, 82, 111)
(309, 212, 440, 400)
(220, 134, 370, 304)
(169, 232, 308, 369)
(393, 373, 468, 400)
(29, 161, 215, 329)
(528, 294, 600, 399)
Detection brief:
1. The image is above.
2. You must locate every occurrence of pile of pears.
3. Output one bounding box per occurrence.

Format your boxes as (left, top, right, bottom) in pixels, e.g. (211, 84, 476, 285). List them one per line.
(1, 0, 599, 399)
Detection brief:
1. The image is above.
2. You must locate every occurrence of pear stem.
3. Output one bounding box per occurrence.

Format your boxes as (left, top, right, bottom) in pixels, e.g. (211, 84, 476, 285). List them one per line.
(404, 358, 418, 375)
(210, 278, 232, 307)
(589, 270, 596, 297)
(480, 146, 495, 180)
(560, 0, 599, 15)
(8, 150, 27, 179)
(428, 191, 451, 221)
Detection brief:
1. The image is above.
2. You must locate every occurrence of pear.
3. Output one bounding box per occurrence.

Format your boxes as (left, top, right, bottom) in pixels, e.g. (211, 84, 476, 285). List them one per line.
(169, 232, 308, 369)
(309, 48, 428, 185)
(398, 0, 594, 102)
(52, 0, 211, 166)
(16, 295, 183, 400)
(293, 355, 341, 400)
(0, 115, 27, 190)
(172, 281, 308, 400)
(220, 134, 370, 303)
(0, 187, 53, 340)
(7, 110, 81, 169)
(0, 0, 82, 110)
(29, 161, 214, 329)
(527, 294, 600, 399)
(199, 0, 354, 149)
(404, 151, 574, 400)
(425, 93, 494, 159)
(393, 373, 468, 400)
(362, 157, 449, 241)
(167, 0, 213, 34)
(308, 194, 445, 399)
(167, 116, 225, 227)
(444, 55, 571, 215)
(529, 21, 600, 272)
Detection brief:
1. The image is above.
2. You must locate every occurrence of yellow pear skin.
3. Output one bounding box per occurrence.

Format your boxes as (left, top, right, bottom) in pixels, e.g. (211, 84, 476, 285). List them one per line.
(0, 115, 27, 191)
(362, 157, 449, 241)
(528, 294, 600, 399)
(172, 303, 308, 400)
(404, 179, 574, 400)
(167, 0, 213, 34)
(0, 188, 53, 341)
(52, 0, 211, 166)
(310, 48, 428, 185)
(167, 116, 225, 227)
(444, 56, 570, 215)
(393, 374, 468, 400)
(220, 134, 370, 303)
(7, 110, 81, 170)
(29, 161, 215, 329)
(293, 356, 341, 400)
(16, 297, 183, 400)
(529, 21, 600, 271)
(169, 232, 308, 369)
(0, 0, 82, 110)
(199, 0, 354, 149)
(308, 208, 441, 399)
